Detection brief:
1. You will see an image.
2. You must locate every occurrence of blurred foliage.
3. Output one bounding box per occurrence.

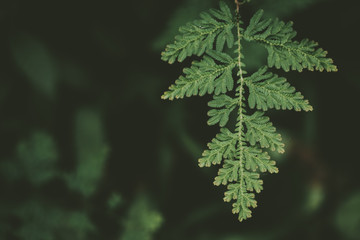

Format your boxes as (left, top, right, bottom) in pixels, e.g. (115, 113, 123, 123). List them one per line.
(108, 192, 123, 210)
(14, 201, 94, 240)
(16, 132, 58, 185)
(303, 184, 325, 213)
(120, 195, 163, 240)
(335, 192, 360, 240)
(65, 109, 109, 197)
(10, 34, 58, 98)
(1, 131, 58, 184)
(0, 0, 359, 239)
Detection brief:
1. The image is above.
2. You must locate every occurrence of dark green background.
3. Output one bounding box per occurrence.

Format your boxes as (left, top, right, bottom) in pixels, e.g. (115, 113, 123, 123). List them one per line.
(0, 0, 359, 239)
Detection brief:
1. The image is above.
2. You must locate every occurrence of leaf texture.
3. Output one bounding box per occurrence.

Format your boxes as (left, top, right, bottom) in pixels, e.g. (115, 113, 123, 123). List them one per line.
(243, 146, 278, 173)
(245, 66, 313, 111)
(161, 51, 236, 100)
(208, 94, 237, 127)
(198, 128, 237, 167)
(244, 111, 285, 153)
(244, 10, 338, 72)
(161, 2, 235, 64)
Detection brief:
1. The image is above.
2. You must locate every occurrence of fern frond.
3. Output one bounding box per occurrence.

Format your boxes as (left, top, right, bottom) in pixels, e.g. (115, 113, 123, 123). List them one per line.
(161, 1, 337, 222)
(161, 2, 235, 64)
(198, 128, 237, 167)
(161, 51, 237, 100)
(208, 94, 237, 127)
(244, 111, 285, 153)
(225, 184, 257, 221)
(245, 66, 313, 111)
(243, 171, 263, 193)
(214, 159, 240, 186)
(244, 10, 338, 72)
(243, 146, 278, 173)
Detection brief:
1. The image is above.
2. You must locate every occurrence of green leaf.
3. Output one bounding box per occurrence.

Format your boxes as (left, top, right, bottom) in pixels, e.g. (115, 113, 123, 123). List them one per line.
(244, 171, 263, 193)
(244, 10, 337, 72)
(207, 94, 237, 127)
(206, 49, 234, 63)
(229, 188, 257, 222)
(208, 94, 236, 108)
(162, 53, 236, 100)
(335, 192, 360, 240)
(198, 128, 237, 167)
(214, 160, 240, 186)
(15, 201, 94, 240)
(245, 66, 313, 111)
(244, 111, 285, 153)
(65, 109, 109, 197)
(243, 146, 278, 173)
(120, 195, 163, 240)
(16, 131, 58, 185)
(208, 107, 235, 127)
(10, 34, 58, 98)
(223, 183, 239, 202)
(161, 1, 235, 64)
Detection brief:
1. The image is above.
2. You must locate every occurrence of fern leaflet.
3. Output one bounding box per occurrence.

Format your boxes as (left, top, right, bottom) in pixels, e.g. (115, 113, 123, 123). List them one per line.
(244, 10, 337, 72)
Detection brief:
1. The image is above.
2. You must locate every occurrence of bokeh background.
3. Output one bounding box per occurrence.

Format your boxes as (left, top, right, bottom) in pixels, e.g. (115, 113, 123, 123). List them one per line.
(0, 0, 359, 239)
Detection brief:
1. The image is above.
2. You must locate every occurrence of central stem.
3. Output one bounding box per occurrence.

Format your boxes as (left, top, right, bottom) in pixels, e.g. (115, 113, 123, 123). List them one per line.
(235, 6, 246, 198)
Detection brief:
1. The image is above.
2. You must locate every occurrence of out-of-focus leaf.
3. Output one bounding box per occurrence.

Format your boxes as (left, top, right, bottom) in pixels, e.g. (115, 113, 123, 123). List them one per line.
(335, 191, 360, 240)
(108, 192, 123, 210)
(65, 109, 109, 197)
(303, 184, 324, 213)
(16, 131, 58, 185)
(120, 195, 163, 240)
(10, 34, 58, 97)
(15, 201, 94, 240)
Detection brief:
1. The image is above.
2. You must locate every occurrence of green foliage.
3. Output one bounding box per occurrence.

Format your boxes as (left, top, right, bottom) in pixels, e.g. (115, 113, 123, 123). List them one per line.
(335, 192, 360, 240)
(199, 128, 237, 167)
(10, 34, 58, 97)
(161, 2, 235, 64)
(243, 10, 337, 72)
(120, 195, 163, 240)
(65, 109, 109, 197)
(245, 66, 313, 111)
(108, 192, 123, 210)
(244, 112, 284, 153)
(161, 51, 237, 100)
(161, 1, 337, 222)
(0, 131, 58, 185)
(208, 94, 237, 127)
(303, 184, 324, 213)
(15, 201, 94, 240)
(16, 132, 58, 185)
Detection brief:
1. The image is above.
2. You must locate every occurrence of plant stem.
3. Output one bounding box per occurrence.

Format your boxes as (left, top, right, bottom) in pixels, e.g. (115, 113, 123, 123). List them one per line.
(235, 0, 246, 206)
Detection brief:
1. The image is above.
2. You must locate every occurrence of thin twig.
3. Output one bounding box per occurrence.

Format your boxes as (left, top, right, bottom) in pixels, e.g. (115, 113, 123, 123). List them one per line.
(235, 0, 246, 13)
(235, 0, 240, 13)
